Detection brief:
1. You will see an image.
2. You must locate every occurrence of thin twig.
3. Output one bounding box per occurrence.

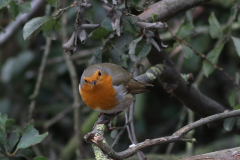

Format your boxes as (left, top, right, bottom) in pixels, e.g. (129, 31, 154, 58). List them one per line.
(194, 69, 204, 88)
(130, 59, 146, 160)
(167, 27, 234, 82)
(46, 48, 96, 64)
(186, 109, 195, 157)
(144, 0, 154, 9)
(125, 110, 135, 144)
(0, 149, 8, 157)
(166, 107, 187, 154)
(61, 12, 84, 159)
(111, 122, 130, 148)
(43, 106, 74, 130)
(176, 52, 184, 71)
(28, 38, 52, 119)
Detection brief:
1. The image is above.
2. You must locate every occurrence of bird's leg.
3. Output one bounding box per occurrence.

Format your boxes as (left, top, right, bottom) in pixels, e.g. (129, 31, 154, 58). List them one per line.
(85, 112, 122, 143)
(97, 112, 104, 118)
(93, 112, 122, 130)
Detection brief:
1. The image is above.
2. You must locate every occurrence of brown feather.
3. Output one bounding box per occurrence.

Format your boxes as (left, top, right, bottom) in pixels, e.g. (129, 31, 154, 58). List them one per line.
(127, 79, 153, 94)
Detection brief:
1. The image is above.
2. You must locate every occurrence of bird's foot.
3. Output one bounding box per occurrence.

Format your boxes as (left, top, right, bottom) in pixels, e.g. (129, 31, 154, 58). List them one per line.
(85, 112, 122, 143)
(84, 132, 95, 143)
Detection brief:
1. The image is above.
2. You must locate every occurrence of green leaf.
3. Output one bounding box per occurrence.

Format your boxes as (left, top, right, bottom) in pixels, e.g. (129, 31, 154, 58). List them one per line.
(15, 149, 33, 159)
(203, 44, 224, 77)
(110, 130, 118, 139)
(93, 47, 102, 64)
(0, 0, 12, 9)
(223, 117, 237, 132)
(0, 157, 8, 160)
(152, 14, 157, 23)
(236, 117, 240, 129)
(122, 16, 139, 34)
(18, 2, 31, 13)
(121, 53, 128, 68)
(6, 131, 19, 153)
(137, 41, 152, 57)
(23, 16, 61, 40)
(233, 103, 240, 110)
(5, 119, 15, 132)
(208, 12, 223, 39)
(23, 16, 51, 40)
(176, 24, 194, 39)
(135, 40, 151, 57)
(229, 90, 237, 107)
(1, 58, 14, 83)
(114, 32, 133, 49)
(1, 51, 34, 83)
(222, 25, 231, 35)
(0, 113, 7, 129)
(13, 51, 34, 76)
(17, 121, 48, 150)
(9, 1, 19, 20)
(42, 19, 61, 40)
(130, 54, 137, 62)
(0, 128, 7, 148)
(86, 10, 93, 24)
(230, 4, 238, 20)
(46, 0, 57, 7)
(236, 0, 240, 5)
(110, 49, 122, 65)
(0, 26, 5, 33)
(129, 36, 142, 55)
(231, 36, 240, 57)
(182, 44, 194, 59)
(238, 13, 240, 23)
(33, 156, 49, 160)
(81, 112, 98, 134)
(111, 116, 117, 127)
(127, 3, 143, 11)
(186, 10, 193, 26)
(90, 27, 111, 39)
(101, 18, 113, 31)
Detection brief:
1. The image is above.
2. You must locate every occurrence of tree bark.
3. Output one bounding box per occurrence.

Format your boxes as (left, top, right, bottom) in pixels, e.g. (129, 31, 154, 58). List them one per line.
(182, 146, 240, 160)
(138, 0, 211, 22)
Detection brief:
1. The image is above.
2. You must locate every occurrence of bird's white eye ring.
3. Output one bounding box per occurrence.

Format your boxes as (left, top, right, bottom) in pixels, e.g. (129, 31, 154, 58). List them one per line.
(98, 71, 102, 76)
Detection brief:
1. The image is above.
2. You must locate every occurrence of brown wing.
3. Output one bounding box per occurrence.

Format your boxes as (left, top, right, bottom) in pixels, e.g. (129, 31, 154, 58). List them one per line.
(127, 79, 153, 94)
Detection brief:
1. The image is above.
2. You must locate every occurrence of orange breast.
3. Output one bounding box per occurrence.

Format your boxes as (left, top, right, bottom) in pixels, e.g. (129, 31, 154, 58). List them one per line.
(80, 74, 119, 111)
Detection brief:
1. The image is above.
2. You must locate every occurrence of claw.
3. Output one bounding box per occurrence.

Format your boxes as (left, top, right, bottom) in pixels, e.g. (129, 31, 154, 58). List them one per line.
(84, 132, 95, 143)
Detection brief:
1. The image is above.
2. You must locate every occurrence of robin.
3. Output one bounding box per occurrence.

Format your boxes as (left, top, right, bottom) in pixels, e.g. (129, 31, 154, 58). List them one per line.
(79, 63, 153, 120)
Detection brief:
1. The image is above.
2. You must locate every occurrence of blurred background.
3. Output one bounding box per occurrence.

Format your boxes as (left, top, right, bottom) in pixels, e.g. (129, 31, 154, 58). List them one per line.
(0, 0, 240, 159)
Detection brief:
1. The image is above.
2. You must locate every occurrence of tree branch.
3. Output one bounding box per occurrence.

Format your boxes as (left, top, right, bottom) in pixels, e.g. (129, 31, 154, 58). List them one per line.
(28, 38, 52, 119)
(182, 146, 240, 160)
(138, 0, 211, 22)
(46, 48, 96, 65)
(89, 109, 240, 160)
(61, 12, 84, 159)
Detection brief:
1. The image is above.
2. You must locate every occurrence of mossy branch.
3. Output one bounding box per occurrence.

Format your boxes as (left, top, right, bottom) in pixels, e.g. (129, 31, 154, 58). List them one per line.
(86, 109, 240, 159)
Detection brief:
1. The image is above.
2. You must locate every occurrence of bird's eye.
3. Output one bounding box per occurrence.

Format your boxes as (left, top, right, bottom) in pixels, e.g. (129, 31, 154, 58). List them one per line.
(84, 79, 88, 83)
(98, 71, 101, 76)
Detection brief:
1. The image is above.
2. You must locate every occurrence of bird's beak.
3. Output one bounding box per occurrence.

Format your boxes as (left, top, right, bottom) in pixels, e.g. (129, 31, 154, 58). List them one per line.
(92, 80, 97, 86)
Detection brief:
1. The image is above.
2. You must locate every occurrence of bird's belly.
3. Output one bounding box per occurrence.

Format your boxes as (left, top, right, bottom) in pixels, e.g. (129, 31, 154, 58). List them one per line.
(80, 85, 119, 111)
